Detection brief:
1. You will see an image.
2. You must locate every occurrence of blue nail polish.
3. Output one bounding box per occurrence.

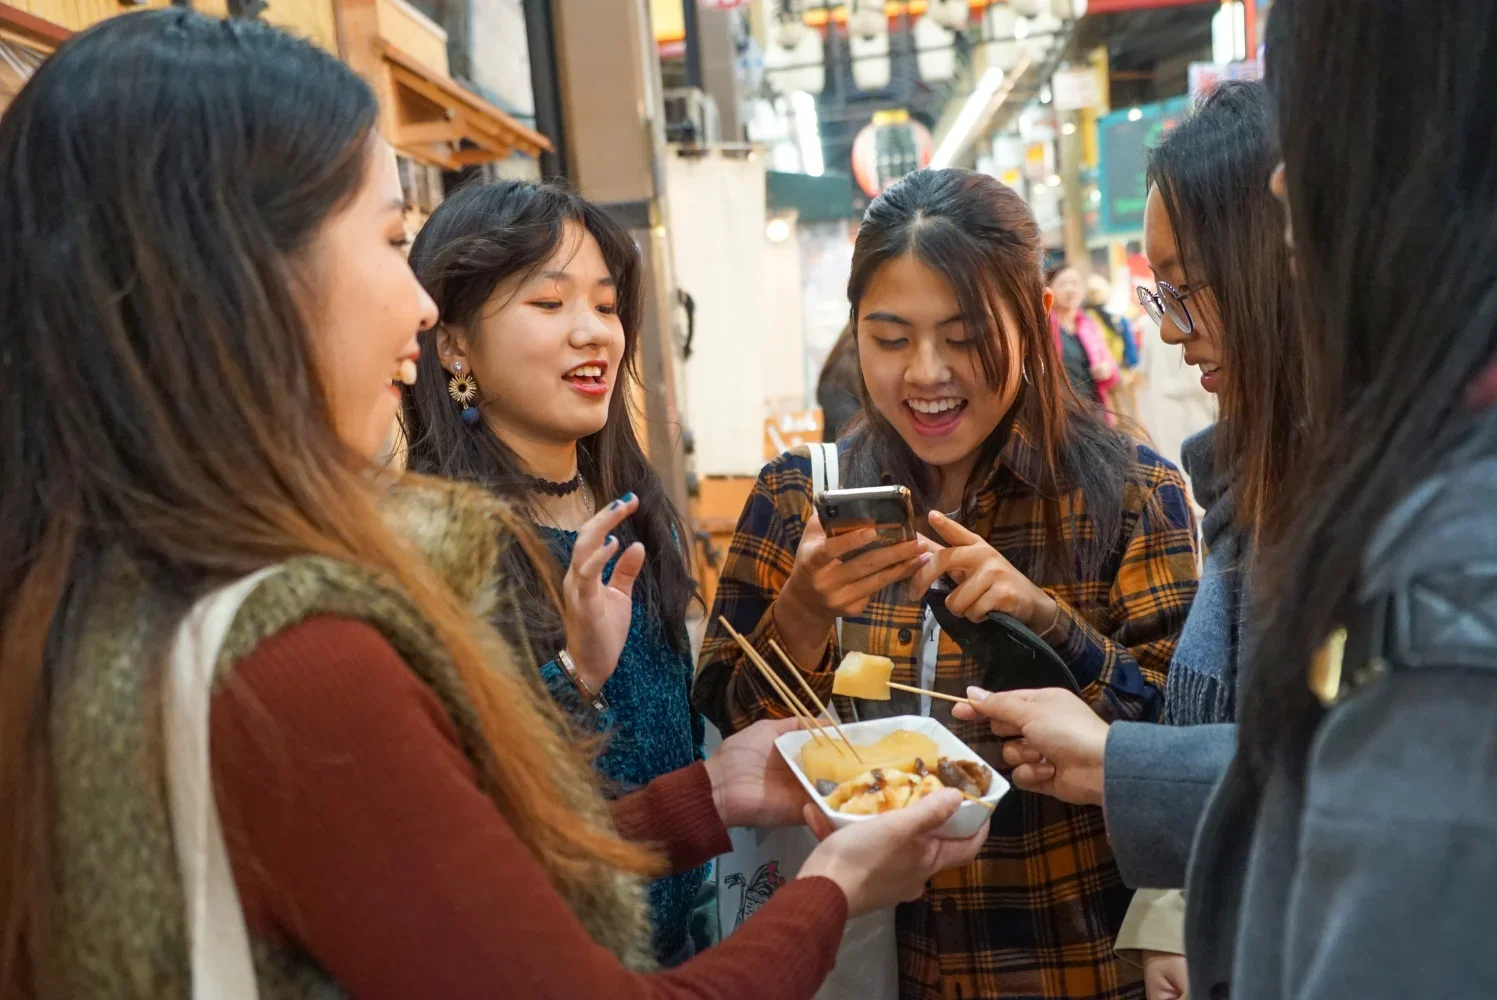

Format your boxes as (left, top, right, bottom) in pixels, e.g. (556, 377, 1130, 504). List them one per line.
(610, 499, 621, 510)
(621, 491, 636, 503)
(607, 534, 617, 547)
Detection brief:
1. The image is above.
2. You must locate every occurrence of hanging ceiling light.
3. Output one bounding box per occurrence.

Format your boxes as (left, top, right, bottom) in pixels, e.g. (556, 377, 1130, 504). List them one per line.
(929, 0, 971, 31)
(774, 6, 807, 50)
(917, 9, 958, 80)
(848, 0, 887, 40)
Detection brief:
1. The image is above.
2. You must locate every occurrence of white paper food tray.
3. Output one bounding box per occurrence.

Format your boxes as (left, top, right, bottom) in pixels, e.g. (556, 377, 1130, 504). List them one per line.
(774, 714, 1009, 839)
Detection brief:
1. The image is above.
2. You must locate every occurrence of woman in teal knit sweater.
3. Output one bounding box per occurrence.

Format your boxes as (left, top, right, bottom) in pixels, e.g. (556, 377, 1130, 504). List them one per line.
(400, 180, 706, 965)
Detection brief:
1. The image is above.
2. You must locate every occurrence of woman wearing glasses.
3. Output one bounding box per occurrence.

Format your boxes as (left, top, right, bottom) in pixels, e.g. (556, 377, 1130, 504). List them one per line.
(951, 80, 1303, 1000)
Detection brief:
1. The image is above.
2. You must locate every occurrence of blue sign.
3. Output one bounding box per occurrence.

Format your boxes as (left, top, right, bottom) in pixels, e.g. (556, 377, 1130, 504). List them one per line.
(1096, 97, 1189, 237)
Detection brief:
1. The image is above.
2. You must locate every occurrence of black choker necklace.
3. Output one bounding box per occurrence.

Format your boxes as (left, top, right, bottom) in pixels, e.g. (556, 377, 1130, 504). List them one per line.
(522, 472, 585, 497)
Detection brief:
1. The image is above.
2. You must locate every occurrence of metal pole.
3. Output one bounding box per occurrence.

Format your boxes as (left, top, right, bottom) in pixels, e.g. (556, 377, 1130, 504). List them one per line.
(681, 0, 704, 89)
(524, 0, 569, 181)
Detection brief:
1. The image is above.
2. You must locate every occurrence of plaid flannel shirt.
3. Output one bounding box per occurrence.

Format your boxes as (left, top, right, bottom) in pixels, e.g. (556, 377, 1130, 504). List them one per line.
(694, 423, 1198, 1000)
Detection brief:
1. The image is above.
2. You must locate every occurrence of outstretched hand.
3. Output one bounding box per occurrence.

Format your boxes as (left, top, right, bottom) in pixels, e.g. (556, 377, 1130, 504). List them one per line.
(951, 687, 1109, 806)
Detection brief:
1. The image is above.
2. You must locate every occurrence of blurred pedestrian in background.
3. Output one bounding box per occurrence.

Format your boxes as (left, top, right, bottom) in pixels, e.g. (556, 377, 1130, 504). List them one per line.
(817, 323, 862, 442)
(1048, 263, 1120, 423)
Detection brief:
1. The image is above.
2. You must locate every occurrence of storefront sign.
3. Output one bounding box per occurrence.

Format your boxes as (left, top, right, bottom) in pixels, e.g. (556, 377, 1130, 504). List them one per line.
(764, 410, 824, 460)
(1097, 97, 1188, 236)
(1051, 67, 1105, 112)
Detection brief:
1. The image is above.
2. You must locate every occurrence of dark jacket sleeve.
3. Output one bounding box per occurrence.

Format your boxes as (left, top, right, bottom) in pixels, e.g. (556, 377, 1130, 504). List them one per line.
(1283, 669, 1497, 998)
(1103, 721, 1236, 889)
(1282, 442, 1497, 998)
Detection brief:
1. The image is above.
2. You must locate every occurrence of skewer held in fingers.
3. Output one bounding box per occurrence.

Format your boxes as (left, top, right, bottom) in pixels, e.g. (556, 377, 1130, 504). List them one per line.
(717, 616, 840, 751)
(886, 680, 976, 705)
(767, 639, 866, 764)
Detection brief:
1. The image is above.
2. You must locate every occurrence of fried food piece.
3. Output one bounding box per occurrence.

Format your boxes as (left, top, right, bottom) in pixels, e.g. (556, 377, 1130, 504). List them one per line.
(935, 757, 992, 797)
(824, 763, 946, 815)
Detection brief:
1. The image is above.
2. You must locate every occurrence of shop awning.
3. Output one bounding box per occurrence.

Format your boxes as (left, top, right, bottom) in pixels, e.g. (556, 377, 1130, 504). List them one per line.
(1, 2, 65, 109)
(0, 34, 49, 110)
(380, 40, 551, 170)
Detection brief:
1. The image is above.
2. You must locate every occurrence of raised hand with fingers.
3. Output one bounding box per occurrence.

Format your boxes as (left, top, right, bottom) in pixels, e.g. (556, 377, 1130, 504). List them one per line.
(951, 686, 1110, 806)
(561, 492, 647, 695)
(904, 510, 1060, 630)
(771, 511, 927, 667)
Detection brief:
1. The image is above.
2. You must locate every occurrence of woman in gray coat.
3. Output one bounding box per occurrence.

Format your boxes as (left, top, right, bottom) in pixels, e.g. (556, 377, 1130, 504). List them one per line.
(956, 79, 1303, 999)
(959, 1, 1497, 997)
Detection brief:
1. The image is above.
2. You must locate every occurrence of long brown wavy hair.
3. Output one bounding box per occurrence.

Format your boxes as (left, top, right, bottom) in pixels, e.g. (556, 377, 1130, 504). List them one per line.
(0, 12, 654, 994)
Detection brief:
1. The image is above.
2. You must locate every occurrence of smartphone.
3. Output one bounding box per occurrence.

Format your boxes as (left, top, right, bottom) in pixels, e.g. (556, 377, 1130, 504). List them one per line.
(815, 485, 917, 560)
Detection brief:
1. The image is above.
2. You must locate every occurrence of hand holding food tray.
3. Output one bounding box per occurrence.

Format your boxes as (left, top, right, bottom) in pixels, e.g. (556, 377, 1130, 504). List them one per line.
(716, 620, 1007, 837)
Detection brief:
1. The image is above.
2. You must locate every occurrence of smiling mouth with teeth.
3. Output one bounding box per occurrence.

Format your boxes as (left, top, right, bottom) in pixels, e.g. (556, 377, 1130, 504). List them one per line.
(563, 362, 609, 392)
(903, 396, 969, 436)
(906, 397, 966, 415)
(391, 359, 417, 387)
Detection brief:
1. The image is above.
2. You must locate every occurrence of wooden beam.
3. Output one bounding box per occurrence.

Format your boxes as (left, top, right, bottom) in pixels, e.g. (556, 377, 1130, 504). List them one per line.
(397, 119, 463, 145)
(450, 146, 509, 168)
(380, 40, 551, 154)
(0, 2, 69, 48)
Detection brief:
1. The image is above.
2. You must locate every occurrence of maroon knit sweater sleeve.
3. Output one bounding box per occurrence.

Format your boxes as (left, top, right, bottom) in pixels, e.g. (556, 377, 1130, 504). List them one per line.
(210, 616, 848, 1000)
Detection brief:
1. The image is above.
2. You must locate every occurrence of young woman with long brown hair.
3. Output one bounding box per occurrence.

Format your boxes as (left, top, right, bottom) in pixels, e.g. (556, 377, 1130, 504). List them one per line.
(399, 181, 708, 965)
(0, 12, 986, 997)
(695, 168, 1200, 1000)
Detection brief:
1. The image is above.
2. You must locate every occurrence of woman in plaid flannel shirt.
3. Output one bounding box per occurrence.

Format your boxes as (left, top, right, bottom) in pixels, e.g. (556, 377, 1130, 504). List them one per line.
(695, 169, 1199, 1000)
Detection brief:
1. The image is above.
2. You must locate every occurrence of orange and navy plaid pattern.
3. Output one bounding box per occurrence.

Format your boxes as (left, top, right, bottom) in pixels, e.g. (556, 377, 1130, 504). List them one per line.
(694, 422, 1198, 1000)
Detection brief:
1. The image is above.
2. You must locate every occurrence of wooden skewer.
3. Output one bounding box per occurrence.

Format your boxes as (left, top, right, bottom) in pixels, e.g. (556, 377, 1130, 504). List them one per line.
(887, 680, 976, 706)
(718, 617, 839, 751)
(767, 639, 866, 765)
(964, 793, 997, 812)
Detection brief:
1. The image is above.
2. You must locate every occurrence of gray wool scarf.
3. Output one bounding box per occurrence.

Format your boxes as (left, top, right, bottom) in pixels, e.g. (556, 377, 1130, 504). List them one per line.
(1164, 426, 1249, 728)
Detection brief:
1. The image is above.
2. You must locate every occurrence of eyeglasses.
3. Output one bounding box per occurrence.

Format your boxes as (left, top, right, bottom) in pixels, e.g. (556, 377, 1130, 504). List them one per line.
(1136, 279, 1210, 336)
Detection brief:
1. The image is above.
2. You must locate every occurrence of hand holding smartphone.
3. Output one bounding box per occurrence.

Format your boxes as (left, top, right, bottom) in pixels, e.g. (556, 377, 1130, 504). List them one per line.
(814, 486, 918, 560)
(774, 486, 926, 655)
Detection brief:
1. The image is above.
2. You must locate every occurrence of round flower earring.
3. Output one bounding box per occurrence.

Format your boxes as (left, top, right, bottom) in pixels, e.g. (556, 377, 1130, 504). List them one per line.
(448, 361, 481, 425)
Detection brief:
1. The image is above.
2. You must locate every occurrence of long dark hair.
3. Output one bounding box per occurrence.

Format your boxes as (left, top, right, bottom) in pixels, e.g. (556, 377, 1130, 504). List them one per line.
(1242, 1, 1497, 773)
(402, 181, 696, 658)
(842, 168, 1141, 583)
(1147, 80, 1303, 535)
(0, 13, 656, 993)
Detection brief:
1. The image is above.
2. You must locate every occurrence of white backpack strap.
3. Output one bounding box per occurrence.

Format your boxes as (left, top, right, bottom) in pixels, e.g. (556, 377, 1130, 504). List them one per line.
(820, 441, 840, 491)
(164, 568, 280, 1000)
(808, 441, 828, 496)
(806, 442, 845, 658)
